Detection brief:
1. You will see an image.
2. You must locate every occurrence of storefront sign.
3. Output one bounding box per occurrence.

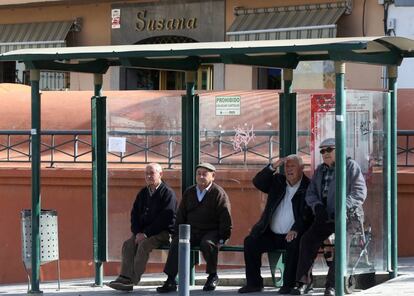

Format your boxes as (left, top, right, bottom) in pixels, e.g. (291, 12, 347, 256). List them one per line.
(215, 96, 241, 116)
(111, 1, 225, 44)
(136, 10, 197, 32)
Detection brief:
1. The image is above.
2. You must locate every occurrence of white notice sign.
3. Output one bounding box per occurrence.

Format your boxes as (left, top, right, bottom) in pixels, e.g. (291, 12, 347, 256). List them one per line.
(108, 137, 126, 153)
(215, 96, 241, 116)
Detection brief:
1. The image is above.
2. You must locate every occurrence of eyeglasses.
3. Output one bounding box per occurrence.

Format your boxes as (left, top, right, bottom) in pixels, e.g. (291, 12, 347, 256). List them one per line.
(320, 147, 335, 154)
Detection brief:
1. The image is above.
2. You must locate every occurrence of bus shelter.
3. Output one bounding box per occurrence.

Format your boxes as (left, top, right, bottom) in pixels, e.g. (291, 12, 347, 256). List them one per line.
(1, 36, 413, 296)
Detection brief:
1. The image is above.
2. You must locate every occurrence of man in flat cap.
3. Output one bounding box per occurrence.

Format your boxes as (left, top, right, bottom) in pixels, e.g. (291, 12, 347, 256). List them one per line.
(291, 138, 367, 296)
(157, 163, 232, 293)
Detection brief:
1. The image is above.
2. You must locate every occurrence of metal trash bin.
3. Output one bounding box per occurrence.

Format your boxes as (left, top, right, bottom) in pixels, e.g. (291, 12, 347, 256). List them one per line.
(21, 209, 60, 290)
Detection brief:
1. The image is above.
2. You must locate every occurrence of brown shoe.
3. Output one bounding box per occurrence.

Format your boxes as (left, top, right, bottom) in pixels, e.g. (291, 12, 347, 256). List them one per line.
(107, 276, 133, 291)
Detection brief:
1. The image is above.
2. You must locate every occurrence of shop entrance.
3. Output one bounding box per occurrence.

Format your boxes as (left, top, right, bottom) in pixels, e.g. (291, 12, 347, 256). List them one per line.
(120, 35, 213, 91)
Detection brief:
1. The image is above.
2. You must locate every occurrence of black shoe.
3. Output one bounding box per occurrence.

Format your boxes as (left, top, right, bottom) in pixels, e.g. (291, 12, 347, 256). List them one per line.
(324, 287, 335, 296)
(238, 285, 263, 293)
(203, 274, 219, 291)
(107, 277, 133, 292)
(156, 280, 177, 293)
(278, 286, 292, 294)
(290, 283, 313, 295)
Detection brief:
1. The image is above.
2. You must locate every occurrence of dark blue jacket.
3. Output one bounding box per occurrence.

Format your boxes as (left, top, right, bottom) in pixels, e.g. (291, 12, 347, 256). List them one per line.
(131, 182, 177, 237)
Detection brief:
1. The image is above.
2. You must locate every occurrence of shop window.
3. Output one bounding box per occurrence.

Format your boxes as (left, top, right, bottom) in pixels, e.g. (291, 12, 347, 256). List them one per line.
(196, 66, 213, 90)
(22, 70, 70, 90)
(122, 35, 212, 91)
(257, 68, 282, 89)
(0, 61, 17, 83)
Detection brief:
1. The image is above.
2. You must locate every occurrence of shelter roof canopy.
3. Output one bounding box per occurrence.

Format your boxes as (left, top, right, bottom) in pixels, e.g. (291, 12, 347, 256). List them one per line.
(1, 36, 413, 73)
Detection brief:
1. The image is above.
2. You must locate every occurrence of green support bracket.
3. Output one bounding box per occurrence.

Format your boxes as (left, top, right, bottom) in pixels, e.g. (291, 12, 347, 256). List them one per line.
(30, 69, 42, 294)
(388, 66, 398, 278)
(91, 74, 107, 286)
(279, 68, 296, 160)
(334, 62, 346, 296)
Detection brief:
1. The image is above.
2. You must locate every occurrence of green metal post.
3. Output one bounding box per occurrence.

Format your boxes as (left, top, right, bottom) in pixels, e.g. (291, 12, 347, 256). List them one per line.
(182, 71, 199, 285)
(182, 71, 199, 190)
(388, 65, 398, 278)
(334, 62, 346, 296)
(30, 69, 42, 294)
(279, 68, 296, 159)
(92, 74, 107, 286)
(384, 92, 391, 272)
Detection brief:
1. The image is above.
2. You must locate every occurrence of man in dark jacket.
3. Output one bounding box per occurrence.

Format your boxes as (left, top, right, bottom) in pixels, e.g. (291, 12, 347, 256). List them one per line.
(107, 163, 177, 292)
(238, 154, 312, 294)
(157, 162, 232, 293)
(291, 138, 367, 296)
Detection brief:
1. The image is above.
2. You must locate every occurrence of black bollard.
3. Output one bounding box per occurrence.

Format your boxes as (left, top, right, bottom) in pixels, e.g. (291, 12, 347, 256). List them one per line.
(178, 224, 190, 296)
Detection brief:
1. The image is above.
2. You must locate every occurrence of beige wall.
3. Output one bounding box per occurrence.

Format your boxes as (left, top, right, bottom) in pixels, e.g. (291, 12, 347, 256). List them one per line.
(225, 65, 253, 90)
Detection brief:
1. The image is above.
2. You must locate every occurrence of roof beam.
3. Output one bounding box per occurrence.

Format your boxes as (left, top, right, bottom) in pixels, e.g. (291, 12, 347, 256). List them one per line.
(24, 59, 112, 74)
(329, 50, 402, 66)
(221, 53, 299, 68)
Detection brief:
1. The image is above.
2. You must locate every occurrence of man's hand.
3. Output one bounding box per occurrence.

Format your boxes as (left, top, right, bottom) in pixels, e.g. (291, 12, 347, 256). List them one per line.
(285, 230, 298, 242)
(135, 233, 147, 244)
(271, 158, 285, 170)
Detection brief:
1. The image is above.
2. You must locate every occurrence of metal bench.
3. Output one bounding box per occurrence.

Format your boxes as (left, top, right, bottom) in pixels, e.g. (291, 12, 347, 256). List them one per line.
(158, 244, 286, 287)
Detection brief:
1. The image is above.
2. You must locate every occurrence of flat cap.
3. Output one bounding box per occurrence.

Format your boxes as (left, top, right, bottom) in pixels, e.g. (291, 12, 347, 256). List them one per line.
(196, 162, 216, 172)
(319, 138, 336, 148)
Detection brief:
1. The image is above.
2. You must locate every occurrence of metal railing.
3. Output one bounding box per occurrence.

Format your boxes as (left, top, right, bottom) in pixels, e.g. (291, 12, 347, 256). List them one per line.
(0, 129, 413, 167)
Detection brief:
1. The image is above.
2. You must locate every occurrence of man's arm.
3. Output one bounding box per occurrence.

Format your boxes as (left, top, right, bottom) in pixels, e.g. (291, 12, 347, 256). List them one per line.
(216, 189, 232, 242)
(252, 159, 284, 193)
(130, 190, 144, 235)
(173, 189, 189, 236)
(305, 171, 323, 213)
(346, 159, 367, 209)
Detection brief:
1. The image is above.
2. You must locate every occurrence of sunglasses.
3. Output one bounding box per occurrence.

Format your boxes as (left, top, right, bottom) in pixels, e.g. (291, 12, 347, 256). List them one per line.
(320, 147, 335, 154)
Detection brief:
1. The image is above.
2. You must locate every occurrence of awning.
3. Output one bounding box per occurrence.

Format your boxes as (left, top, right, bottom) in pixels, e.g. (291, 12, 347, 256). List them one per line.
(227, 2, 347, 41)
(0, 20, 78, 54)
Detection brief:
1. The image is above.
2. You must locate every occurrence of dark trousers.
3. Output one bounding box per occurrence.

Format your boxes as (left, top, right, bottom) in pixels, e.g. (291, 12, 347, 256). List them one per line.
(164, 230, 219, 278)
(296, 221, 335, 288)
(244, 228, 300, 288)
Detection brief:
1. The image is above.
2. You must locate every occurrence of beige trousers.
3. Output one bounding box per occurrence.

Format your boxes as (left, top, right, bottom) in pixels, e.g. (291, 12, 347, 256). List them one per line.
(120, 231, 170, 284)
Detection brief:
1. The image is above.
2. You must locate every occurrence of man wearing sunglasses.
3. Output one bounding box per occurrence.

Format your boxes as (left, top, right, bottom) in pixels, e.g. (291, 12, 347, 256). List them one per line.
(291, 138, 367, 296)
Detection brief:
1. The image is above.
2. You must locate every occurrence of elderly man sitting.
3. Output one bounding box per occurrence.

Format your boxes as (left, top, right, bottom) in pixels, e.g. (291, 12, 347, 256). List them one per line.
(239, 154, 313, 294)
(291, 138, 367, 296)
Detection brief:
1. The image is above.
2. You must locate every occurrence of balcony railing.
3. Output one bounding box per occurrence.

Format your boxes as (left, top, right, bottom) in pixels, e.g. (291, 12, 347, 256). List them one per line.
(0, 130, 413, 168)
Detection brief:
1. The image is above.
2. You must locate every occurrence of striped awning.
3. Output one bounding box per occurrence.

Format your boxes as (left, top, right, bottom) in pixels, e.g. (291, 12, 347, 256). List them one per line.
(0, 20, 76, 54)
(227, 2, 347, 41)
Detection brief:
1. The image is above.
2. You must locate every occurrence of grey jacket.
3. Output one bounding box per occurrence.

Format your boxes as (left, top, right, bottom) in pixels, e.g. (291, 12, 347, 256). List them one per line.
(305, 157, 367, 218)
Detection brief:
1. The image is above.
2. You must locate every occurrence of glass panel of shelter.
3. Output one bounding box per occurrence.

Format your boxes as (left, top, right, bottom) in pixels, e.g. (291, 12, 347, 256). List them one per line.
(299, 88, 387, 277)
(199, 90, 280, 267)
(106, 91, 182, 263)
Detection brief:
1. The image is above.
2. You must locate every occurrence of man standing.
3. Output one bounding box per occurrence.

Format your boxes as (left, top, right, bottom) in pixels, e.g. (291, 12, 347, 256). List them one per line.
(291, 138, 367, 296)
(107, 163, 177, 292)
(157, 163, 232, 293)
(238, 155, 312, 294)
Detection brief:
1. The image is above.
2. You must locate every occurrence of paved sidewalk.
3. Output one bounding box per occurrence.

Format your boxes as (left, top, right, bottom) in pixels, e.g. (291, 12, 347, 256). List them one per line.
(0, 257, 413, 295)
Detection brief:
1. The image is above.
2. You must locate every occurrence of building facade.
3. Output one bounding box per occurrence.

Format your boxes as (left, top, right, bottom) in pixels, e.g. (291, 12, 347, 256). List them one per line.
(0, 0, 398, 91)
